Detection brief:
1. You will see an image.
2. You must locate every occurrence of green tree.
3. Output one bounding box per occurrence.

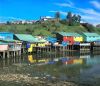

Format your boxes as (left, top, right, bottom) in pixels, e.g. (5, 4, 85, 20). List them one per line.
(72, 14, 77, 25)
(66, 12, 73, 26)
(6, 21, 11, 25)
(71, 14, 81, 26)
(77, 15, 81, 23)
(55, 12, 60, 22)
(86, 23, 95, 32)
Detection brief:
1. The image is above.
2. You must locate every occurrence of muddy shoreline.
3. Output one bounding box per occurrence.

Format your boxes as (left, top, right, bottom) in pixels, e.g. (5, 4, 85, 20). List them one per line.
(0, 74, 78, 86)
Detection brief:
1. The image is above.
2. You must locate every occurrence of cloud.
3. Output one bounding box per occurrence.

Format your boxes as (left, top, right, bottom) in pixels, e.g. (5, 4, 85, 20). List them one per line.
(60, 11, 67, 15)
(77, 8, 100, 17)
(49, 10, 67, 16)
(75, 8, 100, 24)
(67, 0, 74, 6)
(90, 1, 100, 9)
(54, 1, 100, 17)
(81, 14, 100, 21)
(49, 10, 57, 13)
(0, 16, 24, 22)
(74, 8, 100, 24)
(54, 0, 74, 8)
(55, 3, 72, 7)
(7, 17, 23, 20)
(81, 15, 95, 20)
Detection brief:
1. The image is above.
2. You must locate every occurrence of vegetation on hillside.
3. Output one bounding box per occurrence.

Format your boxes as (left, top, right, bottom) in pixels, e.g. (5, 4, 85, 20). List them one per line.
(0, 12, 100, 36)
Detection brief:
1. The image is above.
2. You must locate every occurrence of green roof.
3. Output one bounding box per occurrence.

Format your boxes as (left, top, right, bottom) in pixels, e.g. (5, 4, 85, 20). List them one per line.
(0, 39, 21, 43)
(58, 32, 82, 37)
(38, 39, 47, 42)
(0, 42, 8, 45)
(82, 33, 100, 37)
(15, 34, 38, 42)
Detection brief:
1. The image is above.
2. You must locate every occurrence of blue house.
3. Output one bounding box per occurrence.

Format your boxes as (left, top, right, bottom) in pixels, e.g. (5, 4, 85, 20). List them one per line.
(46, 37, 57, 44)
(81, 32, 100, 42)
(0, 32, 14, 40)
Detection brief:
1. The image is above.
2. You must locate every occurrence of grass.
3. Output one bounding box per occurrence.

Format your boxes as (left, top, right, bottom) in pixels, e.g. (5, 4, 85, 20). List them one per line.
(0, 21, 100, 36)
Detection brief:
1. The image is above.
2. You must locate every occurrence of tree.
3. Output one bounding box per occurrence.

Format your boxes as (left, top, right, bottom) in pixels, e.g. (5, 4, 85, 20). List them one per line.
(72, 14, 81, 25)
(82, 23, 95, 32)
(55, 12, 60, 22)
(96, 24, 100, 28)
(66, 12, 81, 26)
(6, 21, 11, 25)
(72, 14, 77, 25)
(77, 15, 81, 23)
(66, 12, 73, 26)
(86, 23, 95, 32)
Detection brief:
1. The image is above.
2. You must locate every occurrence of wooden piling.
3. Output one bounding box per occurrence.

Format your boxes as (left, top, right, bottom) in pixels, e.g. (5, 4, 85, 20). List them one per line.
(3, 51, 5, 59)
(7, 51, 9, 58)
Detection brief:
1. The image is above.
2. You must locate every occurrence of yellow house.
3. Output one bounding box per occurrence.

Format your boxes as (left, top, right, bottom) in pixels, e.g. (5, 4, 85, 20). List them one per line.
(37, 43, 46, 47)
(28, 43, 37, 53)
(73, 33, 83, 42)
(74, 36, 83, 42)
(28, 36, 47, 53)
(37, 38, 47, 47)
(28, 42, 46, 53)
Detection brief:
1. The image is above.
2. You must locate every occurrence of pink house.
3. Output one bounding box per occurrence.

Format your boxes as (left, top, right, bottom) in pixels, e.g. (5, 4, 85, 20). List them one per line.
(0, 45, 8, 51)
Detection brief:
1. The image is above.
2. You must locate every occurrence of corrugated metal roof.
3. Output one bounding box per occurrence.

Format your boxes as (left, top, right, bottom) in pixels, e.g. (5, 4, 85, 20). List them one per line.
(58, 32, 82, 37)
(15, 34, 38, 42)
(0, 32, 13, 34)
(0, 39, 21, 42)
(82, 33, 100, 37)
(38, 39, 47, 42)
(0, 42, 8, 45)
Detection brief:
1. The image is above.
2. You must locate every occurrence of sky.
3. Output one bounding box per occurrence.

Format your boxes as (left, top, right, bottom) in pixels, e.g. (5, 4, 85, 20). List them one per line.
(0, 0, 100, 25)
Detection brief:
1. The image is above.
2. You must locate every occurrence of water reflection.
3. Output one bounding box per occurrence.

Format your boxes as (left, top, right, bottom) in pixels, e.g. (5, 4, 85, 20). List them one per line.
(0, 51, 100, 68)
(28, 55, 49, 64)
(27, 51, 100, 66)
(0, 55, 28, 68)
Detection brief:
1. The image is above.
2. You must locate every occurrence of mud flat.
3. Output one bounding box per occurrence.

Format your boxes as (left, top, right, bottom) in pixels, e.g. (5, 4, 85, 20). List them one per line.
(0, 74, 78, 86)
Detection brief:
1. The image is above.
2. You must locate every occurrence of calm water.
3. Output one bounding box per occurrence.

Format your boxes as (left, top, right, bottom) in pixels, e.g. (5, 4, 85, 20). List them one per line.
(0, 51, 100, 86)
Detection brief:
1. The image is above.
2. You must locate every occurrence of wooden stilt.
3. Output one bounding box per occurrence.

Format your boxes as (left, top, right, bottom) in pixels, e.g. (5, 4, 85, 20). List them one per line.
(7, 51, 9, 58)
(3, 51, 5, 59)
(19, 50, 21, 55)
(14, 51, 15, 57)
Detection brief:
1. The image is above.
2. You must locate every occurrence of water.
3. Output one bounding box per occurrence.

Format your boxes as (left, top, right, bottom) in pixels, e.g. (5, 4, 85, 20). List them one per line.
(0, 51, 100, 86)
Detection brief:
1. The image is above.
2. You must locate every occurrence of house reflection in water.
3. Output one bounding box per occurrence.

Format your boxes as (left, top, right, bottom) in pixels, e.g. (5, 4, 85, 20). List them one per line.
(28, 55, 36, 63)
(0, 51, 100, 68)
(0, 56, 22, 68)
(27, 51, 91, 65)
(28, 55, 49, 64)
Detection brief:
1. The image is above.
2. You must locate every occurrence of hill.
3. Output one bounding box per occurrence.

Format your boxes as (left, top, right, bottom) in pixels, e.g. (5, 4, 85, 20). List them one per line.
(0, 21, 100, 37)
